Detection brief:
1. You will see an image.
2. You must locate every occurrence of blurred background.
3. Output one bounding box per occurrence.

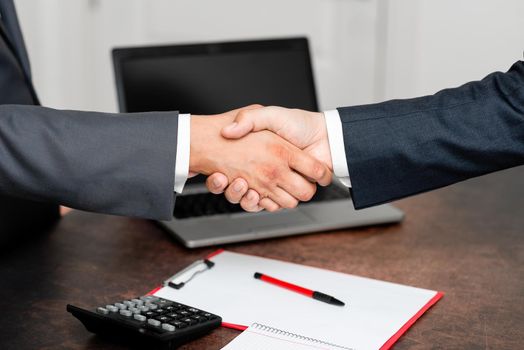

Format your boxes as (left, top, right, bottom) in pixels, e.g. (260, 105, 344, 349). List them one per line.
(15, 0, 524, 113)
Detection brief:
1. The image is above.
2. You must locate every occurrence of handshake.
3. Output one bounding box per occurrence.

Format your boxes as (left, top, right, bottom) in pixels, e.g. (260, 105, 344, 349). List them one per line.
(189, 105, 335, 212)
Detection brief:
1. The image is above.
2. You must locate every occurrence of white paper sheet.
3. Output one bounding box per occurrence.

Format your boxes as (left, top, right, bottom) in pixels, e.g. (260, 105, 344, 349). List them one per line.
(155, 251, 439, 350)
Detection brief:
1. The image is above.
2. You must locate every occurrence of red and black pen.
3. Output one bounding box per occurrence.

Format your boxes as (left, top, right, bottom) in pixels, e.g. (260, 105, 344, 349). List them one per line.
(254, 272, 345, 307)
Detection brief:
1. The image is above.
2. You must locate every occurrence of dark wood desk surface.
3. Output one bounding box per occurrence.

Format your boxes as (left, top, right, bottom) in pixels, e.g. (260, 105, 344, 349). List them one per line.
(0, 167, 523, 350)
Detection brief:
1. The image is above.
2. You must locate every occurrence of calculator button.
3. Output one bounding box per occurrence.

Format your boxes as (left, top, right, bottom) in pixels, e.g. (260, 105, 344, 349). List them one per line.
(129, 307, 141, 314)
(169, 321, 188, 329)
(119, 309, 132, 317)
(165, 305, 176, 311)
(154, 308, 165, 314)
(162, 323, 176, 332)
(144, 311, 155, 318)
(188, 308, 199, 313)
(133, 314, 146, 322)
(179, 310, 190, 316)
(139, 306, 150, 312)
(145, 303, 158, 310)
(123, 301, 136, 308)
(106, 305, 119, 313)
(191, 315, 206, 322)
(203, 313, 217, 319)
(181, 317, 196, 325)
(96, 307, 109, 315)
(155, 316, 171, 323)
(166, 313, 179, 319)
(132, 298, 143, 306)
(147, 319, 161, 327)
(114, 303, 127, 310)
(141, 296, 158, 303)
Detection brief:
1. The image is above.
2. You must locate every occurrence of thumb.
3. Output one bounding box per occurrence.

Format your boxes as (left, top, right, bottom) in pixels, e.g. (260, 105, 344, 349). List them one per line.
(221, 107, 277, 139)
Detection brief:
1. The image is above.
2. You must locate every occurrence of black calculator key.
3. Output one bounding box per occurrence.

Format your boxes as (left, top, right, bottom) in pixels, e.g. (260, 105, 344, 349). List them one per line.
(202, 313, 216, 319)
(169, 320, 188, 329)
(191, 315, 206, 323)
(188, 308, 199, 313)
(154, 308, 165, 314)
(155, 316, 172, 323)
(144, 311, 155, 317)
(181, 317, 197, 325)
(166, 313, 179, 318)
(179, 310, 190, 316)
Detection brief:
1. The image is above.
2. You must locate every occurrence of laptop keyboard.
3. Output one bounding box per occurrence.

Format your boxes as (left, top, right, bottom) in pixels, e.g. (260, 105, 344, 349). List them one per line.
(173, 185, 349, 219)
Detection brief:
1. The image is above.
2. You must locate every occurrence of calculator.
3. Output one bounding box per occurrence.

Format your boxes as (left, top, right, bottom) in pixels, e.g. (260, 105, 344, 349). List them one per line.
(67, 295, 222, 349)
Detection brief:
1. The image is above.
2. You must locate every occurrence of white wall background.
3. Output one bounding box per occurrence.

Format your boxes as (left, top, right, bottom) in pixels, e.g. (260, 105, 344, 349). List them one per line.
(13, 0, 524, 113)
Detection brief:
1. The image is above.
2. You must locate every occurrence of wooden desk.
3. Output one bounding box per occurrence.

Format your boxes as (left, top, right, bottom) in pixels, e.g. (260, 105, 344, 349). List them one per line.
(0, 167, 522, 350)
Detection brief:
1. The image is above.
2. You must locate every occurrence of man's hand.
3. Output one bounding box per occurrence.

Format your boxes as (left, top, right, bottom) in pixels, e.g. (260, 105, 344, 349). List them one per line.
(190, 108, 332, 210)
(205, 106, 333, 211)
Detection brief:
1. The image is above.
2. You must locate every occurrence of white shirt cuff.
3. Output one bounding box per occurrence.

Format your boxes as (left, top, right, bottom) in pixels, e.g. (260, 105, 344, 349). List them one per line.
(173, 113, 190, 193)
(323, 110, 352, 187)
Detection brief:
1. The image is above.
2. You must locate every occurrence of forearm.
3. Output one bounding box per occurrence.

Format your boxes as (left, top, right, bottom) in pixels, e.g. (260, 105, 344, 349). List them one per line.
(0, 105, 179, 220)
(339, 61, 524, 209)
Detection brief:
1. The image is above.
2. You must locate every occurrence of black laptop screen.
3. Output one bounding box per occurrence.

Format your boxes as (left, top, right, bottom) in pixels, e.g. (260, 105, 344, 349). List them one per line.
(114, 38, 318, 115)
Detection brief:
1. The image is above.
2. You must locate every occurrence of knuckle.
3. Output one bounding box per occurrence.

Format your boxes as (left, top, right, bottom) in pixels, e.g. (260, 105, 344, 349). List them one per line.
(261, 166, 281, 184)
(236, 109, 250, 122)
(299, 186, 316, 201)
(313, 162, 326, 180)
(269, 144, 290, 162)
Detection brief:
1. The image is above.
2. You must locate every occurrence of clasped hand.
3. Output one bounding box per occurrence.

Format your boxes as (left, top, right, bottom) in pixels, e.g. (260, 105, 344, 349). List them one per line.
(189, 105, 333, 211)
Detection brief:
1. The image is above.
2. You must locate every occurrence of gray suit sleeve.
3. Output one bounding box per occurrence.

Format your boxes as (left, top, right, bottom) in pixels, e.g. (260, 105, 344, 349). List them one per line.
(338, 61, 524, 209)
(0, 105, 178, 220)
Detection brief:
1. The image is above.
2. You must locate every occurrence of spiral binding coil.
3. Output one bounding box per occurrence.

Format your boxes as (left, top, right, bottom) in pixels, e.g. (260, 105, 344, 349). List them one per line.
(251, 323, 355, 350)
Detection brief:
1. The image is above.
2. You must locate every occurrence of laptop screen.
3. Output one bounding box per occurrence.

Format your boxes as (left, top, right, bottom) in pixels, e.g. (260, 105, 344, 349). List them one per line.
(113, 38, 318, 185)
(113, 38, 318, 115)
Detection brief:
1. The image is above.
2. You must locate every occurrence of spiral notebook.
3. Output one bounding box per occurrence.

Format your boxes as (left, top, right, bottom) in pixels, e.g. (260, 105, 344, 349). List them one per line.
(222, 323, 354, 350)
(152, 250, 443, 350)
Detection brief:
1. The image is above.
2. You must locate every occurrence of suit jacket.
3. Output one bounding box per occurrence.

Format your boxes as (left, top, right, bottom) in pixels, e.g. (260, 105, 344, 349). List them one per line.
(339, 61, 524, 209)
(0, 0, 178, 240)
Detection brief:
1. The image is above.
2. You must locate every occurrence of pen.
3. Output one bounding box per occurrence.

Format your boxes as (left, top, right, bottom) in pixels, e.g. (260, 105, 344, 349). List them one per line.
(254, 272, 345, 307)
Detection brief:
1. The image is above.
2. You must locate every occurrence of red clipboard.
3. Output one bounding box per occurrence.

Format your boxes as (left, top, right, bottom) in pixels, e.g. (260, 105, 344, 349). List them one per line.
(148, 249, 443, 350)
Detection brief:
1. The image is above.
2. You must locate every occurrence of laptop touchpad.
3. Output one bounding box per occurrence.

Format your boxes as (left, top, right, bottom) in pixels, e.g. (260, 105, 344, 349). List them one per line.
(230, 209, 314, 230)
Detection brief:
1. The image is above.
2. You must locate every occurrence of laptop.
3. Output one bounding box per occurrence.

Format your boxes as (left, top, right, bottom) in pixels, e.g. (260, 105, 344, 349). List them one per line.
(112, 37, 404, 248)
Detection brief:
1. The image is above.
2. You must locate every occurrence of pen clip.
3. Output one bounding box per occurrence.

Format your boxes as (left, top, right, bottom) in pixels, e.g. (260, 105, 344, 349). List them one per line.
(163, 259, 215, 289)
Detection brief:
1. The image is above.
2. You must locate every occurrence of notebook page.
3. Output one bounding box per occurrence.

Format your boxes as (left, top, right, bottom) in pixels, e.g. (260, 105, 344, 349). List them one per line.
(155, 251, 439, 350)
(221, 323, 354, 350)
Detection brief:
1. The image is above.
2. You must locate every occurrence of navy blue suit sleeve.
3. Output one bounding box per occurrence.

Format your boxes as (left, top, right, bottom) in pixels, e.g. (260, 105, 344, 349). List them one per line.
(0, 105, 178, 220)
(338, 61, 524, 209)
